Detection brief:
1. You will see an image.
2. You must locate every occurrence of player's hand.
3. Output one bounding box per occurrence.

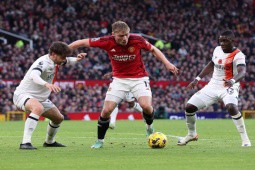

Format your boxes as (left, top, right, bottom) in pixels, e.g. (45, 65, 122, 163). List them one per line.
(76, 53, 87, 62)
(166, 63, 179, 76)
(45, 83, 61, 93)
(187, 79, 198, 90)
(223, 79, 235, 87)
(102, 72, 113, 79)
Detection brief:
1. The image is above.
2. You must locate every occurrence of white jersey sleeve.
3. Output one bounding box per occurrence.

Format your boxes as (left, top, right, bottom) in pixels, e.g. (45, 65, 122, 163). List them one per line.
(234, 52, 245, 66)
(29, 70, 48, 86)
(66, 57, 77, 66)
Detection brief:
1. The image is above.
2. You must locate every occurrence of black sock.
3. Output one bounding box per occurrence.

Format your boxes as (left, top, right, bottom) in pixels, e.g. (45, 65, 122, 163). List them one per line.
(97, 116, 110, 140)
(143, 110, 154, 125)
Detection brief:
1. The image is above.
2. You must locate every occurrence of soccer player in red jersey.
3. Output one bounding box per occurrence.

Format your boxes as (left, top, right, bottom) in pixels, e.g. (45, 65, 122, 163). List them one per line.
(69, 21, 178, 148)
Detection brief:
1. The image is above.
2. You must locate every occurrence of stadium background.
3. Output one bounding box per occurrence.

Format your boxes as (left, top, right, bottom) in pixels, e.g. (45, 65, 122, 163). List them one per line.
(1, 0, 255, 120)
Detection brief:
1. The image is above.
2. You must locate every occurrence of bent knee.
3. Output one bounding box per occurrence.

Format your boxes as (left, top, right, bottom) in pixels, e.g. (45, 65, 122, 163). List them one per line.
(53, 114, 64, 124)
(185, 103, 198, 114)
(226, 103, 238, 115)
(102, 107, 114, 117)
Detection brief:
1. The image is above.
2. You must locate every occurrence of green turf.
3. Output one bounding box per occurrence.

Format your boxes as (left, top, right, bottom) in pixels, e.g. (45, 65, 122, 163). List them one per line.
(0, 119, 254, 170)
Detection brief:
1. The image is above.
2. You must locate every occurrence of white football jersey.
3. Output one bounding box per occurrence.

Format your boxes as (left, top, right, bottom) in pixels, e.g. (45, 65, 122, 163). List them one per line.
(14, 54, 76, 101)
(210, 46, 245, 86)
(15, 54, 55, 101)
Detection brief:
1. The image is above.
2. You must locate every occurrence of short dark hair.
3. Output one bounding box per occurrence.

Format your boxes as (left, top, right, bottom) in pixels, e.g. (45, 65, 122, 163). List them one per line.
(220, 30, 235, 39)
(49, 41, 72, 58)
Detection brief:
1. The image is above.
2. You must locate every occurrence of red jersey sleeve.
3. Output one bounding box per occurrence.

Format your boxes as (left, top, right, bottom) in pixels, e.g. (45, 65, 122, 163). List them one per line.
(89, 37, 110, 50)
(138, 36, 152, 51)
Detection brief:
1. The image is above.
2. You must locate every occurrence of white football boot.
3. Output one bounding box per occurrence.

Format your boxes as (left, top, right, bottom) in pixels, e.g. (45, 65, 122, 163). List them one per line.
(241, 140, 251, 147)
(177, 134, 199, 146)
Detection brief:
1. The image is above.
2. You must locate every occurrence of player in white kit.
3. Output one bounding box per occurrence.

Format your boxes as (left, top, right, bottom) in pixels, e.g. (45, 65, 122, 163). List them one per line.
(178, 30, 251, 147)
(13, 42, 86, 149)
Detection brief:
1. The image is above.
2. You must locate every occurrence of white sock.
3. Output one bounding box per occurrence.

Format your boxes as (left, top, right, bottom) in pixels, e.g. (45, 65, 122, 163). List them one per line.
(133, 102, 143, 113)
(45, 121, 60, 144)
(22, 113, 39, 144)
(146, 124, 152, 129)
(185, 112, 197, 136)
(110, 106, 118, 125)
(231, 112, 250, 142)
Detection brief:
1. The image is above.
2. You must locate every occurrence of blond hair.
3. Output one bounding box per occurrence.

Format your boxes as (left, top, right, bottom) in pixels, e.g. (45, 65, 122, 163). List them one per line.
(112, 21, 130, 33)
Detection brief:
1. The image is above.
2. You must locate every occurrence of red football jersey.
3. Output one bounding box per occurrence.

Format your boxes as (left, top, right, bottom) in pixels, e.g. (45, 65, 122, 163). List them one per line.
(89, 34, 152, 78)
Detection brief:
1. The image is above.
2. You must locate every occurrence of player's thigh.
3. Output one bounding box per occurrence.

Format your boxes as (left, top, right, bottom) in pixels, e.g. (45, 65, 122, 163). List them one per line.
(131, 80, 152, 100)
(101, 99, 118, 117)
(13, 93, 43, 114)
(187, 86, 217, 110)
(222, 87, 239, 106)
(41, 99, 63, 122)
(138, 96, 152, 108)
(42, 106, 63, 124)
(106, 80, 128, 101)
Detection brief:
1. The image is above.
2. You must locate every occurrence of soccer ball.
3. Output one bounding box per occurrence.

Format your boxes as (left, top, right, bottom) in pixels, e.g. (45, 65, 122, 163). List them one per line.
(148, 132, 167, 148)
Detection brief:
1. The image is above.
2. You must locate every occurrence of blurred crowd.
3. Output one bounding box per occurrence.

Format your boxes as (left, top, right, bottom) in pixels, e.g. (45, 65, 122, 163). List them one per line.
(0, 0, 255, 114)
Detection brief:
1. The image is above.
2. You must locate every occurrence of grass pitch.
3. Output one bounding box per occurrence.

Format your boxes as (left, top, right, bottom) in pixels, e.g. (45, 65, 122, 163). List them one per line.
(0, 119, 254, 170)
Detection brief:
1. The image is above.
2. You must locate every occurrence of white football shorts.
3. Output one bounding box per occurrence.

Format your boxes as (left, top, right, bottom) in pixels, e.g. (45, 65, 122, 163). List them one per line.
(13, 93, 56, 113)
(105, 77, 152, 104)
(187, 83, 239, 109)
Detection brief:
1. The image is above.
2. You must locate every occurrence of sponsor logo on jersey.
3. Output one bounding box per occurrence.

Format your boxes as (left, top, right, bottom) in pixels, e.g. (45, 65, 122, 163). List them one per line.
(218, 59, 222, 64)
(128, 46, 135, 52)
(112, 55, 136, 61)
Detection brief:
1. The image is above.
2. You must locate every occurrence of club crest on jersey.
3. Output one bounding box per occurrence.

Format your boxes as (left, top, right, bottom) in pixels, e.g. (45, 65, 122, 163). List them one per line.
(128, 46, 135, 52)
(218, 59, 222, 64)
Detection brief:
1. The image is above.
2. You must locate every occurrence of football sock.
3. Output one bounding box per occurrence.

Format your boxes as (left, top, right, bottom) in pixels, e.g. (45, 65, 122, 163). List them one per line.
(133, 102, 143, 113)
(110, 107, 118, 125)
(185, 112, 197, 136)
(231, 112, 250, 141)
(45, 121, 60, 144)
(22, 113, 39, 144)
(143, 110, 154, 126)
(98, 116, 110, 140)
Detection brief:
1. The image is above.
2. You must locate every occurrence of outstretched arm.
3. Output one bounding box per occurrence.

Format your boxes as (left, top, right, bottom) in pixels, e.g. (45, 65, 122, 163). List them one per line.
(65, 53, 87, 66)
(224, 65, 246, 87)
(69, 39, 90, 49)
(150, 45, 179, 76)
(187, 61, 214, 90)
